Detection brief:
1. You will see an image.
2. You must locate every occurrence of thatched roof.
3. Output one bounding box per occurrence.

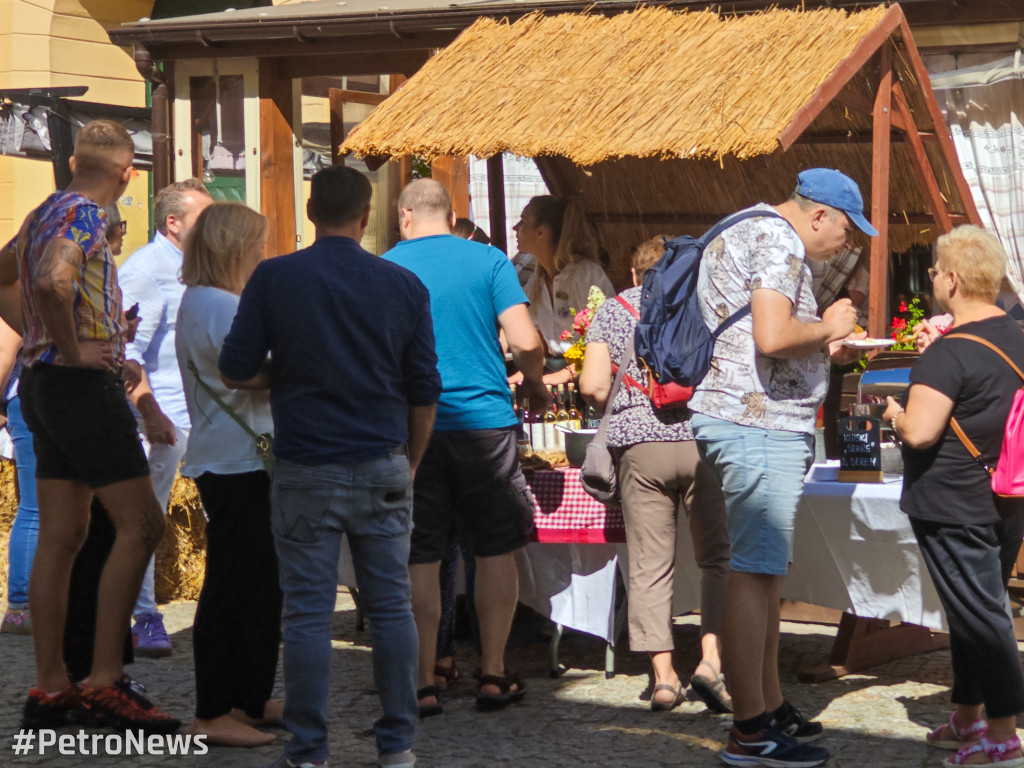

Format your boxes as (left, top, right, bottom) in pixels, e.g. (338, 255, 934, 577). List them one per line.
(342, 5, 890, 164)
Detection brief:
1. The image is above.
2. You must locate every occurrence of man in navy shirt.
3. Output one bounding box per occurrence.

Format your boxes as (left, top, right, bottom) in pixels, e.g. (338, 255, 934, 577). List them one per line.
(220, 166, 440, 768)
(384, 179, 547, 716)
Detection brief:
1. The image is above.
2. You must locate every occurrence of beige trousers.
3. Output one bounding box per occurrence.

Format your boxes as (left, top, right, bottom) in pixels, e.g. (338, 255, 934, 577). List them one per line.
(616, 440, 729, 653)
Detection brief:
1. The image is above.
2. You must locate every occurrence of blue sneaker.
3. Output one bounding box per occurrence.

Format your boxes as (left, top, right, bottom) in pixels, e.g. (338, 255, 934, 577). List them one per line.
(132, 612, 172, 658)
(721, 725, 830, 767)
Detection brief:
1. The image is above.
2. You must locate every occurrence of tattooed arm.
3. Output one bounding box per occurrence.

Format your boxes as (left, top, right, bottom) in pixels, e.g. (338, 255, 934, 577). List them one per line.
(33, 238, 112, 370)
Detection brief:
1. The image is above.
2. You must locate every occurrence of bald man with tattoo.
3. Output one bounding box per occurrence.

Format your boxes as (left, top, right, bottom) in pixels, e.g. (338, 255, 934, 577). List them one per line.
(0, 120, 180, 733)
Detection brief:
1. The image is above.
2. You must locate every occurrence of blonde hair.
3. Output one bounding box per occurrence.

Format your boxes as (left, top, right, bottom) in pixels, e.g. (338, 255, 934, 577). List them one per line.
(524, 195, 601, 302)
(73, 120, 134, 180)
(935, 225, 1005, 303)
(181, 203, 268, 291)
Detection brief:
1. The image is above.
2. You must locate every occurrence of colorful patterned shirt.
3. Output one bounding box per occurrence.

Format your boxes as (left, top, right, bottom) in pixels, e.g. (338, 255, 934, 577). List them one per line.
(9, 191, 126, 367)
(586, 286, 693, 448)
(689, 204, 827, 434)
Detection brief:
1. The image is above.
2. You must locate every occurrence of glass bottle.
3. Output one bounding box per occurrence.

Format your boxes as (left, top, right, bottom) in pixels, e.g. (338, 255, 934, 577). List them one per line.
(543, 387, 559, 451)
(566, 383, 582, 429)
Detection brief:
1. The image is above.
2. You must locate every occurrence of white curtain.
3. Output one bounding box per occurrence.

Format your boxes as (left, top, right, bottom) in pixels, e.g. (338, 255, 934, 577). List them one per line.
(469, 153, 549, 257)
(928, 53, 1024, 303)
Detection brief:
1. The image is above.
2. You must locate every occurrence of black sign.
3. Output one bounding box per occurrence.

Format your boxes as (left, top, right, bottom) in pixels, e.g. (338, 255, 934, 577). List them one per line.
(838, 416, 883, 483)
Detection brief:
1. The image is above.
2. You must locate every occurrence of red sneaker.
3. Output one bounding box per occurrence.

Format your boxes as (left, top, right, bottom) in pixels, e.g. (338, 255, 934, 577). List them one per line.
(22, 684, 82, 729)
(79, 675, 180, 733)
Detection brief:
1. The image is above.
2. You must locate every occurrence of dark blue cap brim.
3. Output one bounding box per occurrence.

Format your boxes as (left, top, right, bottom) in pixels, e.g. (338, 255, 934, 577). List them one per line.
(847, 209, 878, 237)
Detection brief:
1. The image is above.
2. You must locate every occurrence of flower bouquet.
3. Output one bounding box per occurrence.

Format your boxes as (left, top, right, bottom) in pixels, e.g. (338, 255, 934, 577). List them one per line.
(561, 286, 607, 373)
(890, 297, 927, 350)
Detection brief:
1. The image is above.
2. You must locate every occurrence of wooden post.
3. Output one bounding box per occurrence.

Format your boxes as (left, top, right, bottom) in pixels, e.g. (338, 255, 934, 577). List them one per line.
(891, 82, 952, 233)
(259, 61, 296, 258)
(487, 154, 507, 253)
(868, 44, 893, 339)
(432, 156, 470, 218)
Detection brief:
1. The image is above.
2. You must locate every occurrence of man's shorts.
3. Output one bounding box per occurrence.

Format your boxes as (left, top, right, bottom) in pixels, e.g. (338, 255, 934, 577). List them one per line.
(690, 413, 812, 576)
(19, 363, 150, 489)
(409, 426, 534, 564)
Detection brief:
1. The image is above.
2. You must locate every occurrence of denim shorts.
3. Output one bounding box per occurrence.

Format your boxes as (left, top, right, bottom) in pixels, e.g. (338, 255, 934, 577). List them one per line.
(690, 413, 812, 576)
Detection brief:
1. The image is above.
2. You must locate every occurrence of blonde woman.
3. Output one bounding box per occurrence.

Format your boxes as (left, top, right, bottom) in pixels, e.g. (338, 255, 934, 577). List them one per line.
(883, 225, 1024, 768)
(514, 195, 614, 385)
(175, 203, 282, 747)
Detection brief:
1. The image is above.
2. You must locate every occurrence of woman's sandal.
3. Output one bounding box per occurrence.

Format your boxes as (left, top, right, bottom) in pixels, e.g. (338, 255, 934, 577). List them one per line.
(417, 686, 443, 719)
(942, 735, 1024, 767)
(927, 713, 988, 750)
(433, 663, 462, 688)
(475, 671, 526, 712)
(650, 681, 685, 712)
(688, 664, 733, 714)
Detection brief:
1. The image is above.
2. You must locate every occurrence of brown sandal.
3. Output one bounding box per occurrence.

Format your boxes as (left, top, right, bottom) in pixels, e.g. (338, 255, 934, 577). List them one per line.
(475, 671, 526, 711)
(433, 663, 462, 687)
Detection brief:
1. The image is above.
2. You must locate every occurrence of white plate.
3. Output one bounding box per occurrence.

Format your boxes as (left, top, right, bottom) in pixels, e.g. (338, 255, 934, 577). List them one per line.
(842, 338, 897, 349)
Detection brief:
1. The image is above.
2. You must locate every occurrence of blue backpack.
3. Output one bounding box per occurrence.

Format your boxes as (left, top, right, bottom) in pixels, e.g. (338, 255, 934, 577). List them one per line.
(635, 209, 785, 387)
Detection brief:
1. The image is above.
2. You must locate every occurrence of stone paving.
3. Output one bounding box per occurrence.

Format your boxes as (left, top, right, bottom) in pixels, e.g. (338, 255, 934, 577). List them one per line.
(0, 589, 991, 768)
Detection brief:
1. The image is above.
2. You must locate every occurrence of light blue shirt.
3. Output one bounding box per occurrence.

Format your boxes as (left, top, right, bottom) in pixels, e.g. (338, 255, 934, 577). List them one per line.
(119, 232, 190, 430)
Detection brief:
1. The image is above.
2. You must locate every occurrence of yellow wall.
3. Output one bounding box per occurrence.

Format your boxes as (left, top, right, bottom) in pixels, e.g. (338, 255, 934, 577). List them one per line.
(0, 1, 154, 245)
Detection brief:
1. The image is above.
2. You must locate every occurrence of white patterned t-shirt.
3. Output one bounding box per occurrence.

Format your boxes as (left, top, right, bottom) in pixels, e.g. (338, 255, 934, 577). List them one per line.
(688, 205, 827, 434)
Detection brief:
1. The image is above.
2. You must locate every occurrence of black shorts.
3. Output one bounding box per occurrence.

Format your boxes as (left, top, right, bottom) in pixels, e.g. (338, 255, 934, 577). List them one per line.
(19, 363, 150, 489)
(409, 426, 534, 564)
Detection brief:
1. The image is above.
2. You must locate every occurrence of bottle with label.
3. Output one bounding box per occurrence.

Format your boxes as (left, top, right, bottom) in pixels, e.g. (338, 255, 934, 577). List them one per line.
(529, 398, 547, 451)
(543, 388, 559, 452)
(584, 404, 602, 430)
(517, 396, 533, 458)
(566, 383, 582, 429)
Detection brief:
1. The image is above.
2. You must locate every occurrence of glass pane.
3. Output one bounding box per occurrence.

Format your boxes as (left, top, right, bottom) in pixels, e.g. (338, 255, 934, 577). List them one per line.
(189, 74, 246, 202)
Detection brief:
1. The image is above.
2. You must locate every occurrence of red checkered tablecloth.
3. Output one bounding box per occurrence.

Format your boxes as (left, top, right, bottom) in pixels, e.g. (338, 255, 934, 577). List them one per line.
(525, 467, 626, 544)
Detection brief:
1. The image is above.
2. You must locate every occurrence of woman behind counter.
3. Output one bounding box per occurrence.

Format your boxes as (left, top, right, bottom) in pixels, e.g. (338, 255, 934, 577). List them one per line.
(514, 195, 614, 385)
(580, 237, 731, 714)
(883, 225, 1024, 768)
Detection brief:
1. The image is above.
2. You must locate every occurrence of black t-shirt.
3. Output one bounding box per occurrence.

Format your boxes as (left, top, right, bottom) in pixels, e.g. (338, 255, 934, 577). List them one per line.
(901, 313, 1024, 524)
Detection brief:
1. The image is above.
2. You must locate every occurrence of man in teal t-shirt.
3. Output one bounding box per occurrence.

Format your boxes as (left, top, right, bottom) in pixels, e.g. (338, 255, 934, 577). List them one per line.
(384, 179, 548, 714)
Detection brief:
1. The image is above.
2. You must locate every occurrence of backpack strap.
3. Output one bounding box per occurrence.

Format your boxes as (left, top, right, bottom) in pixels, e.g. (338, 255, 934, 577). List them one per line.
(614, 296, 648, 393)
(941, 333, 1024, 474)
(699, 209, 789, 337)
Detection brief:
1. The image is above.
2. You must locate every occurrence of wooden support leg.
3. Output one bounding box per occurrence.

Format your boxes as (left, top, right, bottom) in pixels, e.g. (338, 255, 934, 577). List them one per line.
(798, 612, 949, 683)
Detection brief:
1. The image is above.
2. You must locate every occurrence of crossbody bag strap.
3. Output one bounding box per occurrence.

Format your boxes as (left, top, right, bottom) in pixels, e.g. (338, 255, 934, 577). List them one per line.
(942, 333, 1024, 474)
(186, 359, 268, 450)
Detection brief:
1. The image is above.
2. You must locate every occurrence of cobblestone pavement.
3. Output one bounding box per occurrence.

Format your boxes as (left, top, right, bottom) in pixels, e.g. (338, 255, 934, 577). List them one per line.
(0, 590, 985, 767)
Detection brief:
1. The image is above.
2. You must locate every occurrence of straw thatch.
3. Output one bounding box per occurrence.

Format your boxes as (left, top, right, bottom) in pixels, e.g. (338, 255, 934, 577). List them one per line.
(342, 5, 890, 165)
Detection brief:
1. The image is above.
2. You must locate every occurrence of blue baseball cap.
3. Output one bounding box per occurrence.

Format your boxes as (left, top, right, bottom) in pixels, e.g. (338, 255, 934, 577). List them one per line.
(795, 168, 878, 237)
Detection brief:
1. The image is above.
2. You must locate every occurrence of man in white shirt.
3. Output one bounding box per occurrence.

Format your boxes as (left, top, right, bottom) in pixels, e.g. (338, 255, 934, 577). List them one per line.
(118, 179, 212, 657)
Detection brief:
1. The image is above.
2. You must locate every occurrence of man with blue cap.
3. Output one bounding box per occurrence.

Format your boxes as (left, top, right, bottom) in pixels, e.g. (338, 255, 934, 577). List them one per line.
(688, 168, 876, 768)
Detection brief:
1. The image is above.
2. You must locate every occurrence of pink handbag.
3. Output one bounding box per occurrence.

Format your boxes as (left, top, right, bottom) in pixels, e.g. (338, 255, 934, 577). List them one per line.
(946, 333, 1024, 497)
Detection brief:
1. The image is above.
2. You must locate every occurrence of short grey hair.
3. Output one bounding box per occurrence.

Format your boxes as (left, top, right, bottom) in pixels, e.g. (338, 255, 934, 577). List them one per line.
(397, 179, 452, 221)
(154, 178, 210, 235)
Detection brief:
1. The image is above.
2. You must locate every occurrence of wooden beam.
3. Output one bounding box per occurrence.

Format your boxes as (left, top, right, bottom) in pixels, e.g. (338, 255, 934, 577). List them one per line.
(794, 130, 938, 145)
(835, 87, 909, 132)
(868, 44, 893, 340)
(890, 82, 953, 232)
(276, 50, 433, 80)
(590, 212, 967, 226)
(776, 3, 905, 152)
(487, 154, 508, 253)
(259, 61, 297, 258)
(895, 15, 984, 228)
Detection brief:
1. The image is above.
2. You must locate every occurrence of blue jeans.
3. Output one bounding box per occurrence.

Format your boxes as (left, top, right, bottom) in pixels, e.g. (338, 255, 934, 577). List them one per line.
(271, 454, 417, 763)
(690, 413, 812, 576)
(7, 396, 39, 606)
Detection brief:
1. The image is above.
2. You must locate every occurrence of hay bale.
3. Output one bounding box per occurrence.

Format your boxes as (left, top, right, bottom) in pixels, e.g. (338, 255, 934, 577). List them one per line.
(0, 459, 20, 601)
(0, 464, 207, 605)
(154, 475, 207, 603)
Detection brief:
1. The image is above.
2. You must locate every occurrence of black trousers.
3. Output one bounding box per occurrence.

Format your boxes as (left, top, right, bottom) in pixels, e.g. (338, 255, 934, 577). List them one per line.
(64, 500, 133, 684)
(911, 503, 1024, 719)
(193, 471, 282, 720)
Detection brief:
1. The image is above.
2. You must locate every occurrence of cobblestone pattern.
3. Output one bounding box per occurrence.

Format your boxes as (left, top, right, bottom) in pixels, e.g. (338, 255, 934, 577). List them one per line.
(0, 592, 975, 767)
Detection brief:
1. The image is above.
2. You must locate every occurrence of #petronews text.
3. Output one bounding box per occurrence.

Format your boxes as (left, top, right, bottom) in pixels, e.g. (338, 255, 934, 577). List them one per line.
(11, 729, 208, 756)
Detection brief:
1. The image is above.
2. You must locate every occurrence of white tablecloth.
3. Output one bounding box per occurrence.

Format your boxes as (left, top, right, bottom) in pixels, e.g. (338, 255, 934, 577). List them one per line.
(342, 468, 945, 644)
